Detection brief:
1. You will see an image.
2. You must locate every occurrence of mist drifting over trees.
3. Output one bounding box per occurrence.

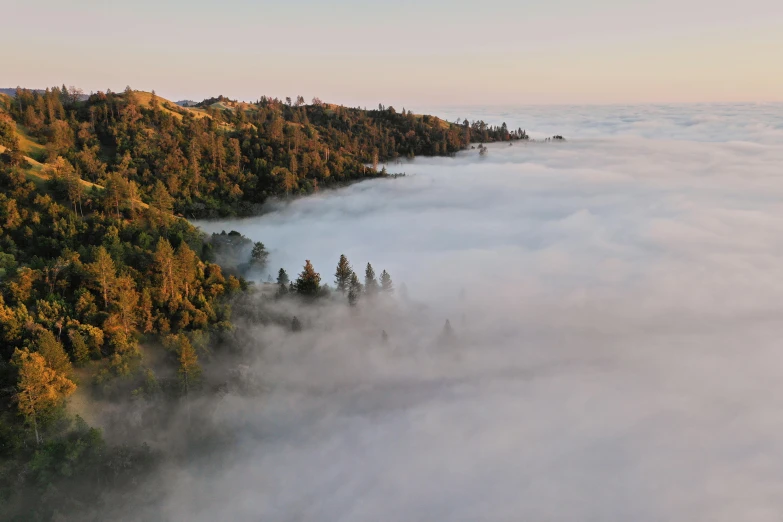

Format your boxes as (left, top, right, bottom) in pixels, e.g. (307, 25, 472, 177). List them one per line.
(3, 85, 783, 521)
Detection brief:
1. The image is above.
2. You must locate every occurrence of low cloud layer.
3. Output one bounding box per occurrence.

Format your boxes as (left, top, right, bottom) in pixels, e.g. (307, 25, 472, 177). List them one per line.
(180, 104, 783, 521)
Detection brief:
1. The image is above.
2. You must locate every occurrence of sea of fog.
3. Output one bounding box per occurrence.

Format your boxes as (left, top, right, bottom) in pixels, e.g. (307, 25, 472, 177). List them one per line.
(183, 104, 783, 522)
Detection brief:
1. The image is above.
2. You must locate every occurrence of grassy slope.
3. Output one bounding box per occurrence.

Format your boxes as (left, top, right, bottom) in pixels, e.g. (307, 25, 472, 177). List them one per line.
(133, 91, 209, 120)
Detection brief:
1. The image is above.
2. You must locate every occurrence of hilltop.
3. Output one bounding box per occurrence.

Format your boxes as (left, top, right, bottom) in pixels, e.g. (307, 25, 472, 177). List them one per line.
(1, 86, 526, 218)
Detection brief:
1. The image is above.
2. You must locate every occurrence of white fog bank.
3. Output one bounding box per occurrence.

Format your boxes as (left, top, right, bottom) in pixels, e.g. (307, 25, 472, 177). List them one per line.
(182, 104, 783, 521)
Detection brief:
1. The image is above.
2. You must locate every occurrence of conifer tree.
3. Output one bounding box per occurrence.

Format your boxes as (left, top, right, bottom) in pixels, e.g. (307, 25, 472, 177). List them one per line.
(250, 242, 269, 269)
(150, 180, 174, 225)
(68, 329, 91, 366)
(441, 319, 455, 344)
(294, 260, 321, 297)
(113, 275, 139, 335)
(277, 268, 290, 296)
(173, 334, 200, 396)
(34, 330, 72, 377)
(291, 316, 302, 332)
(348, 272, 362, 307)
(380, 270, 393, 293)
(13, 348, 76, 445)
(154, 238, 177, 303)
(364, 263, 379, 296)
(175, 243, 198, 299)
(334, 254, 353, 294)
(88, 246, 116, 308)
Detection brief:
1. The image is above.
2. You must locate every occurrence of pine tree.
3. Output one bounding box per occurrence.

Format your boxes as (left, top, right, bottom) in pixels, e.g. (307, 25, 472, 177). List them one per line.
(13, 348, 76, 445)
(441, 319, 455, 344)
(68, 329, 90, 366)
(88, 246, 116, 308)
(380, 270, 393, 293)
(154, 238, 177, 303)
(277, 268, 290, 296)
(250, 242, 269, 269)
(175, 243, 198, 299)
(365, 263, 379, 296)
(348, 272, 362, 307)
(113, 275, 139, 335)
(294, 260, 321, 297)
(334, 254, 353, 294)
(291, 316, 302, 332)
(150, 180, 174, 225)
(34, 330, 72, 377)
(102, 172, 128, 219)
(173, 334, 201, 396)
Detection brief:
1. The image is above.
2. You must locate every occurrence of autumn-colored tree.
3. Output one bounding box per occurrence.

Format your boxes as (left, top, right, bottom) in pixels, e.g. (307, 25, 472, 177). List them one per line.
(154, 237, 177, 303)
(34, 330, 72, 377)
(139, 288, 154, 333)
(150, 180, 174, 226)
(113, 275, 139, 335)
(167, 334, 201, 396)
(88, 246, 116, 308)
(175, 242, 198, 299)
(103, 172, 128, 219)
(13, 348, 76, 445)
(294, 260, 321, 297)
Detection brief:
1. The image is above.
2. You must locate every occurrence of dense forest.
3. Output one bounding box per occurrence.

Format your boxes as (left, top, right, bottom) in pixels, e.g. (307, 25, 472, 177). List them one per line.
(0, 86, 526, 520)
(2, 86, 526, 217)
(0, 154, 400, 520)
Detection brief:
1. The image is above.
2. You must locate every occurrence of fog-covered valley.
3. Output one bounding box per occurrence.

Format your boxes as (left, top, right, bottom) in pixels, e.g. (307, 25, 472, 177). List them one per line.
(164, 103, 783, 521)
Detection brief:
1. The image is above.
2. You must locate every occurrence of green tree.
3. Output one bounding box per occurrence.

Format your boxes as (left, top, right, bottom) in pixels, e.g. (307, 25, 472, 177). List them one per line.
(364, 262, 378, 296)
(380, 270, 393, 293)
(334, 254, 353, 294)
(348, 272, 362, 307)
(34, 330, 72, 377)
(250, 242, 269, 269)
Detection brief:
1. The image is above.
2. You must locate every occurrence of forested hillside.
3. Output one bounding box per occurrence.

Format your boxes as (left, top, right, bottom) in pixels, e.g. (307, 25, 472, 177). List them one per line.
(0, 156, 246, 519)
(2, 87, 525, 217)
(0, 86, 521, 521)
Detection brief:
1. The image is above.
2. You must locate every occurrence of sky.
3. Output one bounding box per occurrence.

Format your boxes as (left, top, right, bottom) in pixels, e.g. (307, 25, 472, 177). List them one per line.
(100, 103, 783, 521)
(3, 0, 783, 106)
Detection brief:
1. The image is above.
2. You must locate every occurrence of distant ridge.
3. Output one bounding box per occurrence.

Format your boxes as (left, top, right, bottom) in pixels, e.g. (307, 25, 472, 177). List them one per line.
(1, 87, 89, 101)
(0, 87, 43, 97)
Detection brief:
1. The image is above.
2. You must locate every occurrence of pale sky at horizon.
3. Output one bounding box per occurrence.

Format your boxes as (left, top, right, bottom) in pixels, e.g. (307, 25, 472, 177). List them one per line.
(3, 0, 782, 107)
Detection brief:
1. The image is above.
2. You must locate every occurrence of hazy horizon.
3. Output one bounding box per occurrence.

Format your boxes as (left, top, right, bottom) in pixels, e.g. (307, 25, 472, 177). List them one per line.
(4, 0, 783, 106)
